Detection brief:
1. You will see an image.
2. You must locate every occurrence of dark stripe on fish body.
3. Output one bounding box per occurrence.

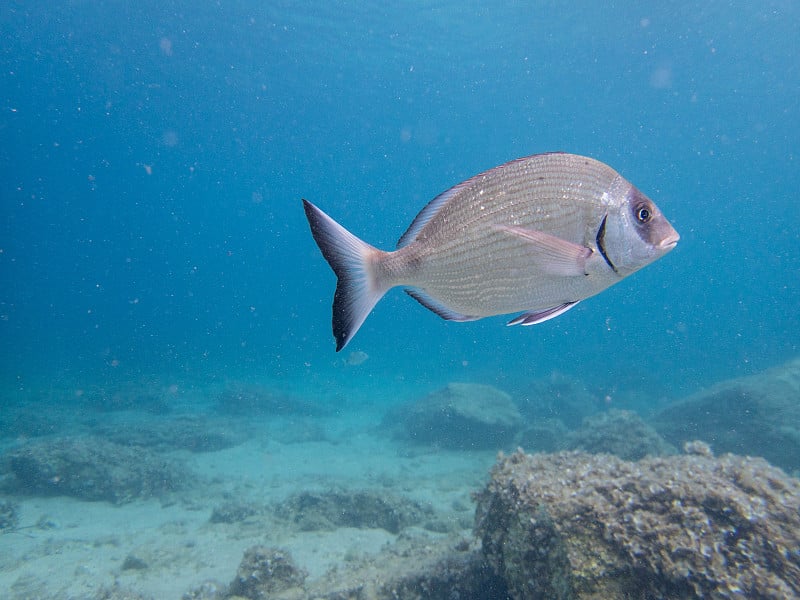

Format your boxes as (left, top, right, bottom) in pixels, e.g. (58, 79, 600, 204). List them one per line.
(595, 214, 618, 274)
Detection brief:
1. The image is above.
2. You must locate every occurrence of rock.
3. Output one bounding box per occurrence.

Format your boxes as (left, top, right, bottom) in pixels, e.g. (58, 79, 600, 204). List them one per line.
(216, 532, 507, 599)
(517, 418, 569, 453)
(287, 532, 505, 600)
(4, 437, 189, 503)
(475, 449, 800, 599)
(181, 579, 228, 600)
(120, 554, 148, 571)
(276, 490, 432, 534)
(209, 501, 260, 524)
(565, 409, 676, 460)
(517, 372, 601, 429)
(0, 404, 63, 439)
(390, 382, 522, 450)
(376, 547, 507, 600)
(0, 499, 19, 531)
(92, 584, 154, 599)
(651, 357, 800, 472)
(227, 546, 306, 599)
(181, 579, 227, 600)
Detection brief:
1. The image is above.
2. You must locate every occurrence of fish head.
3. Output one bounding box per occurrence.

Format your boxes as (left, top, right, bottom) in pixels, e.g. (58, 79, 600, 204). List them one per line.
(602, 186, 679, 276)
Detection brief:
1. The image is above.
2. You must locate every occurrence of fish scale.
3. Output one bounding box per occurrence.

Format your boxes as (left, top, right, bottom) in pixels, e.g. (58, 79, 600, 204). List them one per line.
(303, 152, 678, 351)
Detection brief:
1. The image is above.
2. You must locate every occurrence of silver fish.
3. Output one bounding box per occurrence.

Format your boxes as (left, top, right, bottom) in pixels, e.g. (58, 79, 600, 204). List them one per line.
(303, 152, 679, 351)
(344, 350, 370, 366)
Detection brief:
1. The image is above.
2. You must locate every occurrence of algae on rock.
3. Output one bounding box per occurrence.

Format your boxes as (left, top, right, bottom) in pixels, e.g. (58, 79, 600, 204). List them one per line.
(475, 448, 800, 599)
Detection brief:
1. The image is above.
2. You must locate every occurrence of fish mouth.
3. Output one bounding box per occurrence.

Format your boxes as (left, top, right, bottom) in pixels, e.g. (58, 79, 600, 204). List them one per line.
(658, 231, 680, 250)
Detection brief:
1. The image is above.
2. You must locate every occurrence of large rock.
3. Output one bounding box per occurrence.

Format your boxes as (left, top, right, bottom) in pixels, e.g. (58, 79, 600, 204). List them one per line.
(565, 409, 676, 460)
(391, 382, 523, 450)
(474, 447, 800, 599)
(4, 437, 188, 503)
(651, 357, 800, 473)
(517, 417, 569, 453)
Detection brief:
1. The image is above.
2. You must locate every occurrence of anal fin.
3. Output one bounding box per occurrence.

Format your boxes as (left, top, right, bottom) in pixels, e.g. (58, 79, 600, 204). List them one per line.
(507, 301, 580, 326)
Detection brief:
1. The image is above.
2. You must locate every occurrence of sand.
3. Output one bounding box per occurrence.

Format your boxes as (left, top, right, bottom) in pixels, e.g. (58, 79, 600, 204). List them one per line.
(0, 401, 495, 599)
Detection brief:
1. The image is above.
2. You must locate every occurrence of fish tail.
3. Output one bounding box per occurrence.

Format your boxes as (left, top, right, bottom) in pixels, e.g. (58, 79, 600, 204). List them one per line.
(302, 199, 390, 351)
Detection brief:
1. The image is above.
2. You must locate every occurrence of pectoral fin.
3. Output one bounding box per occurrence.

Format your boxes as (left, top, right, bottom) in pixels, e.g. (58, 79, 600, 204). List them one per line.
(495, 225, 592, 277)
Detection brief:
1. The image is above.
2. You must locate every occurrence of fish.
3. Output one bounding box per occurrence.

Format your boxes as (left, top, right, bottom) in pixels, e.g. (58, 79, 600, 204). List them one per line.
(344, 350, 370, 366)
(303, 152, 679, 351)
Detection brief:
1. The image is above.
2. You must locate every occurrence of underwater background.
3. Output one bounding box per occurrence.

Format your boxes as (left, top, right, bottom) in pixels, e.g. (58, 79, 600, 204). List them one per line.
(1, 1, 799, 599)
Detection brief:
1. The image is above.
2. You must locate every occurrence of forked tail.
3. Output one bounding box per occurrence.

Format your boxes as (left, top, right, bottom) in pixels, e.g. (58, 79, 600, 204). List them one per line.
(302, 199, 390, 351)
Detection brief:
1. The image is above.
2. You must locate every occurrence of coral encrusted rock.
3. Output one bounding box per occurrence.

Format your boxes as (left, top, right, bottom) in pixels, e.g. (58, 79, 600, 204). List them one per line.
(474, 448, 800, 599)
(227, 546, 306, 599)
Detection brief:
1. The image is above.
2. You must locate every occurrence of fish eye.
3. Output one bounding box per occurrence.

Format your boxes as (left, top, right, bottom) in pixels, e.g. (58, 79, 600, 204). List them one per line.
(636, 205, 652, 224)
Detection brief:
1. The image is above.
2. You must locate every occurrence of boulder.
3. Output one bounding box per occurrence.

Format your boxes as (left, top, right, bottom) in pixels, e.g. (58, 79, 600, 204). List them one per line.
(517, 418, 569, 453)
(651, 357, 800, 473)
(4, 437, 188, 503)
(391, 382, 522, 450)
(565, 409, 676, 460)
(475, 448, 800, 599)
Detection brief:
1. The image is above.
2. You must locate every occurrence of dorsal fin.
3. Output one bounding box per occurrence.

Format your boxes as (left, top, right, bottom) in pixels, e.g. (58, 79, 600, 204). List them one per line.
(396, 184, 461, 249)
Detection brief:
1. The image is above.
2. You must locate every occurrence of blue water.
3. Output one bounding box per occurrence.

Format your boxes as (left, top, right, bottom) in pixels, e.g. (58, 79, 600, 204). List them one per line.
(2, 2, 798, 398)
(1, 2, 797, 394)
(0, 1, 799, 594)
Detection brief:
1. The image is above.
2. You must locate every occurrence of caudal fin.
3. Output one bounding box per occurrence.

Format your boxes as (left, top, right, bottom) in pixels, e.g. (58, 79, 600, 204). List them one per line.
(302, 199, 389, 351)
